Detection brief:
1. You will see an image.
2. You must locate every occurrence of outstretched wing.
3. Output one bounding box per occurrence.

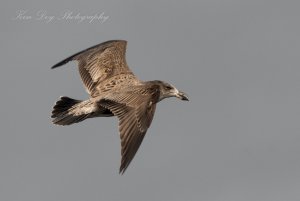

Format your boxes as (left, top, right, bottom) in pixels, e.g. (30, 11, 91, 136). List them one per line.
(52, 40, 136, 97)
(99, 85, 160, 174)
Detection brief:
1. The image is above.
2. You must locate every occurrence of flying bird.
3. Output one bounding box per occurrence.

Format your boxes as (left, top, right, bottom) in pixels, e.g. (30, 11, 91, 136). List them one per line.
(51, 40, 189, 174)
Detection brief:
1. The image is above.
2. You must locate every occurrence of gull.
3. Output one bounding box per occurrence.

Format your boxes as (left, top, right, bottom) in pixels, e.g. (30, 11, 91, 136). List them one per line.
(51, 40, 189, 174)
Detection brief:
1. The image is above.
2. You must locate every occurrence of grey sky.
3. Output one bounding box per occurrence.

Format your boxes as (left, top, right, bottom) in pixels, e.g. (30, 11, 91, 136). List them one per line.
(1, 0, 300, 201)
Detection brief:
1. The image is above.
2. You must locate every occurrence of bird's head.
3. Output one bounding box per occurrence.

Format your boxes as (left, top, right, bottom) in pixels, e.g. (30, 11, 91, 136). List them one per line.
(155, 81, 189, 102)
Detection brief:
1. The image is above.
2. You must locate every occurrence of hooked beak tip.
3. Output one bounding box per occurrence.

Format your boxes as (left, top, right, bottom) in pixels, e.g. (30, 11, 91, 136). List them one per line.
(178, 91, 189, 101)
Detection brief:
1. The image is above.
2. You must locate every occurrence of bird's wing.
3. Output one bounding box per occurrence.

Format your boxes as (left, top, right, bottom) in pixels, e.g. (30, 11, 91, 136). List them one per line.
(99, 85, 159, 174)
(52, 40, 136, 96)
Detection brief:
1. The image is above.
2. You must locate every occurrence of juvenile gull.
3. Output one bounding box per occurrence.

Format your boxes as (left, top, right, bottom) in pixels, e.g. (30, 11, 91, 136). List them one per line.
(51, 40, 188, 174)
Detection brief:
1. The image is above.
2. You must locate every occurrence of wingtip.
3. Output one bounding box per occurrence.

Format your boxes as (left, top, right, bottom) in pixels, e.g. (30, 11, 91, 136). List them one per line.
(119, 168, 125, 175)
(51, 63, 60, 69)
(51, 60, 68, 69)
(119, 164, 128, 175)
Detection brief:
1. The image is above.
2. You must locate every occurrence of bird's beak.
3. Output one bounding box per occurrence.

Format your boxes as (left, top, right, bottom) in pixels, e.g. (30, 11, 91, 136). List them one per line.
(176, 91, 189, 101)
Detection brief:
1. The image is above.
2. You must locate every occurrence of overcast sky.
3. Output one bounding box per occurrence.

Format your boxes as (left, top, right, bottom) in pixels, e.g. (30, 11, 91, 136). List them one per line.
(1, 0, 300, 201)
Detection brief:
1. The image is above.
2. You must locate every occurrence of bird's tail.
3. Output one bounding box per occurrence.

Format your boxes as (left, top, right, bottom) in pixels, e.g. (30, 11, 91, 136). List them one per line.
(51, 96, 93, 125)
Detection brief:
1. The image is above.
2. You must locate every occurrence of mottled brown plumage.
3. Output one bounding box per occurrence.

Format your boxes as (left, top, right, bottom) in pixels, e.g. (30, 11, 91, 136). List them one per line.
(51, 40, 188, 174)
